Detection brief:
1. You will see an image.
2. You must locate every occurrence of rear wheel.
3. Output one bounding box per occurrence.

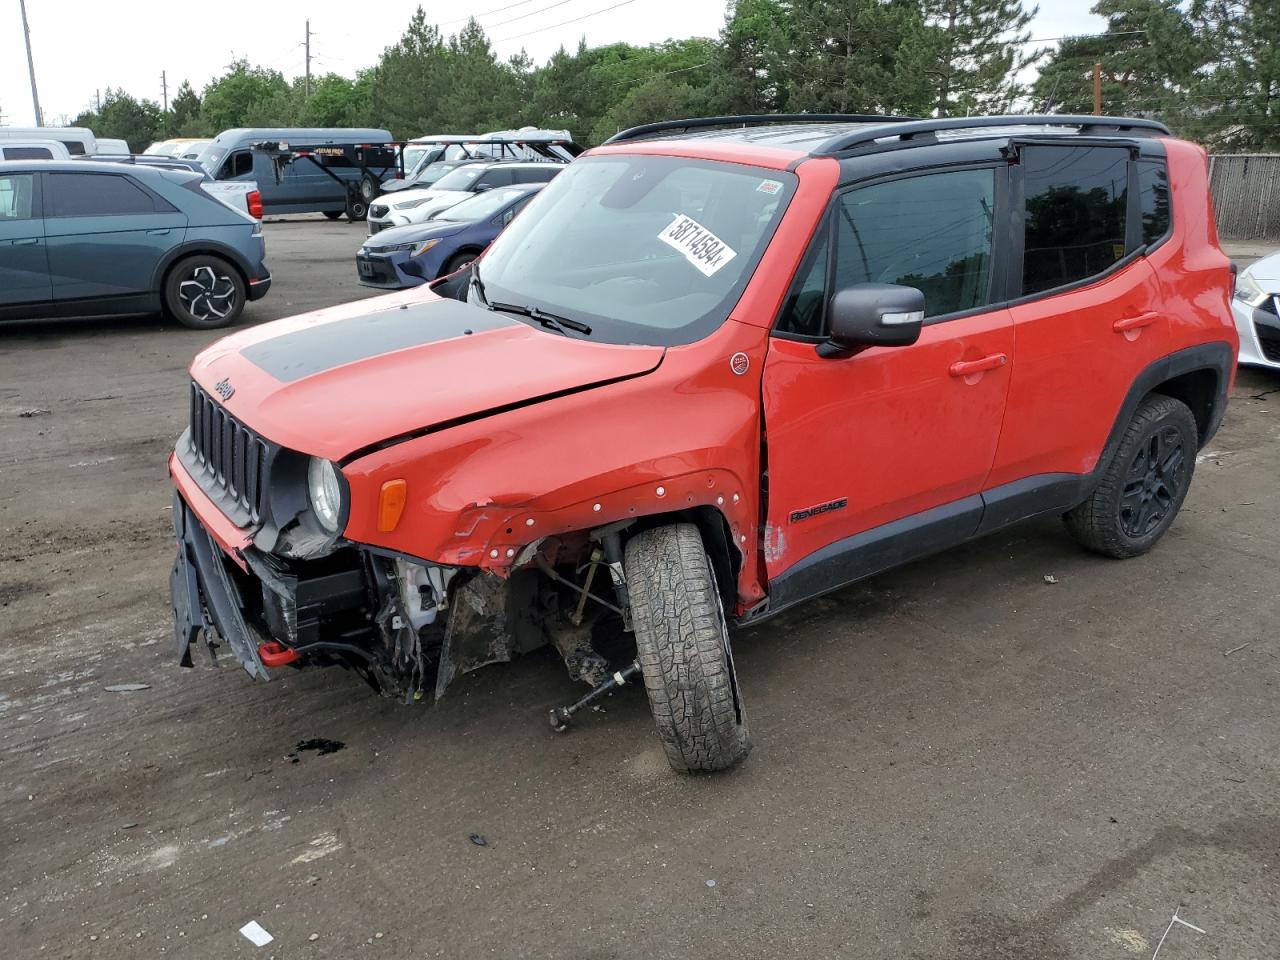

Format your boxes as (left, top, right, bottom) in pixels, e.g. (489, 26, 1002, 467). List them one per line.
(624, 523, 751, 773)
(359, 174, 378, 203)
(322, 210, 343, 221)
(1064, 394, 1198, 558)
(163, 255, 245, 330)
(440, 251, 478, 277)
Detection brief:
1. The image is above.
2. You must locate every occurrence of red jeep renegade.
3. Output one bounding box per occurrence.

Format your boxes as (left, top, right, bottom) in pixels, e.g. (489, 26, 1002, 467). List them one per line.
(170, 115, 1237, 774)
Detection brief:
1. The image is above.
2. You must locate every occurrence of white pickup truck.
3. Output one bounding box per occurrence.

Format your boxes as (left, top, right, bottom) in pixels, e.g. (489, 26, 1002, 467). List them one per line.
(201, 180, 261, 220)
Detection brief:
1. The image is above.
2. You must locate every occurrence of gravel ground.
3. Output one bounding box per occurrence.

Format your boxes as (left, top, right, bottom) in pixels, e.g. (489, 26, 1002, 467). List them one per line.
(1, 220, 1277, 959)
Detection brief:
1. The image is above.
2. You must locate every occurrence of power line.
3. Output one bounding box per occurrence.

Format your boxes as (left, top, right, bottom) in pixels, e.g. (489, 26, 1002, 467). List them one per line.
(493, 0, 638, 43)
(485, 0, 576, 31)
(436, 0, 542, 28)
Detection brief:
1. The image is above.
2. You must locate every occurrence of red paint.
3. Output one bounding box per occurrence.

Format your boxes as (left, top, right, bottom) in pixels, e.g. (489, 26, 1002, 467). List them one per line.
(258, 641, 300, 667)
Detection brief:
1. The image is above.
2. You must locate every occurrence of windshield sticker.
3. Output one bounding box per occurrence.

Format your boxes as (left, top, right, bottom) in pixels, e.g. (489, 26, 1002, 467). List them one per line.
(658, 214, 738, 277)
(757, 179, 782, 195)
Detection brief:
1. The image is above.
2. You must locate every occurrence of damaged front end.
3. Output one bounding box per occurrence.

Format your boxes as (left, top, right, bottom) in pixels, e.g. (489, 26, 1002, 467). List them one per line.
(171, 493, 627, 701)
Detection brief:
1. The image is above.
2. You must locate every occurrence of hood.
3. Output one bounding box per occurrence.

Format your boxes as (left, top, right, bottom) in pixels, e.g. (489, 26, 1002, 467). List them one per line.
(362, 219, 466, 249)
(1245, 251, 1280, 285)
(415, 194, 469, 218)
(379, 187, 468, 210)
(189, 291, 665, 462)
(378, 178, 412, 194)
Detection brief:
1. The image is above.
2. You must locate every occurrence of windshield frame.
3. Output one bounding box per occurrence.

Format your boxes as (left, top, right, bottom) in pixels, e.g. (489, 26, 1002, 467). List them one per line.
(474, 154, 799, 347)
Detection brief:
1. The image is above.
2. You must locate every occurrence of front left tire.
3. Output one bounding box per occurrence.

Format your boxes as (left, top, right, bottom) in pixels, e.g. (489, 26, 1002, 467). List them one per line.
(163, 255, 246, 330)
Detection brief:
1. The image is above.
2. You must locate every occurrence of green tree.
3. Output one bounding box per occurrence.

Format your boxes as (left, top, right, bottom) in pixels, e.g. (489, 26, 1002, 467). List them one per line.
(167, 80, 205, 136)
(199, 60, 292, 131)
(1031, 0, 1204, 124)
(1189, 0, 1280, 150)
(921, 0, 1041, 115)
(301, 74, 368, 126)
(709, 0, 791, 113)
(73, 88, 164, 152)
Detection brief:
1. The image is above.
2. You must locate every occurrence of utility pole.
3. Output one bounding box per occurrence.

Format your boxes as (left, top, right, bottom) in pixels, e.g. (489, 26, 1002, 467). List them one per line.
(161, 71, 168, 112)
(304, 19, 312, 98)
(18, 0, 44, 126)
(1092, 63, 1102, 116)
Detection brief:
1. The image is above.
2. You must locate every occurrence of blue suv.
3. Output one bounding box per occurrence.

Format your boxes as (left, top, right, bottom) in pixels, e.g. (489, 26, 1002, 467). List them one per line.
(0, 160, 270, 329)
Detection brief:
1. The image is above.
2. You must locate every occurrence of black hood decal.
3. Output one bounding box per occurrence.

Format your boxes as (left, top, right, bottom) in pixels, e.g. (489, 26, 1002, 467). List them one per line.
(241, 299, 515, 383)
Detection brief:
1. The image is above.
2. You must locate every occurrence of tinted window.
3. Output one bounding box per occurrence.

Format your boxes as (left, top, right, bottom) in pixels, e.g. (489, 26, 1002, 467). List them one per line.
(475, 169, 514, 190)
(3, 146, 54, 160)
(1022, 145, 1129, 295)
(48, 173, 166, 217)
(0, 174, 37, 220)
(64, 141, 86, 156)
(833, 168, 995, 318)
(515, 166, 559, 184)
(1138, 160, 1171, 246)
(220, 151, 253, 179)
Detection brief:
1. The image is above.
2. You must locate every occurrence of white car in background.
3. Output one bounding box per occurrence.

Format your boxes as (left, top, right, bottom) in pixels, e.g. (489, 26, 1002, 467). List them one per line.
(366, 161, 563, 233)
(1232, 251, 1280, 370)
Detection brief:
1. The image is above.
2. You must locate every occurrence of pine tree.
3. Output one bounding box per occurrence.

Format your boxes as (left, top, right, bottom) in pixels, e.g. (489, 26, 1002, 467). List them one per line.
(1189, 0, 1280, 150)
(167, 81, 204, 137)
(921, 0, 1041, 115)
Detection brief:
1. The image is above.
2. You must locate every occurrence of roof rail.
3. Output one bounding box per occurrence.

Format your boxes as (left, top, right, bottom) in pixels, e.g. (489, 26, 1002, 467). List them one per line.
(603, 114, 919, 145)
(813, 114, 1171, 155)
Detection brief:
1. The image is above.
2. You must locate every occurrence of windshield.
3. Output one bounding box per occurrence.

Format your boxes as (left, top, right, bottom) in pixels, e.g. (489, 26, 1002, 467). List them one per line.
(439, 186, 529, 222)
(432, 165, 488, 192)
(476, 155, 797, 346)
(197, 147, 224, 172)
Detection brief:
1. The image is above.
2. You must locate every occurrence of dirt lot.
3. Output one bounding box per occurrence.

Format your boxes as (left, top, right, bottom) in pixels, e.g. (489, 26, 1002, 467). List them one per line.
(2, 220, 1278, 960)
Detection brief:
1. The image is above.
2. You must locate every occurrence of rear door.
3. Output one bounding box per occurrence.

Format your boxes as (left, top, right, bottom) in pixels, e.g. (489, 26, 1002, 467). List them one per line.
(984, 143, 1170, 500)
(43, 171, 188, 303)
(762, 164, 1014, 595)
(0, 170, 51, 308)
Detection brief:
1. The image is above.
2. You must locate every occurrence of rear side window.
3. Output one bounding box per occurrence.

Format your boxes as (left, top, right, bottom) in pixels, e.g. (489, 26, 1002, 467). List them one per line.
(476, 169, 515, 189)
(0, 173, 37, 220)
(1022, 145, 1129, 295)
(516, 166, 558, 184)
(48, 173, 171, 217)
(3, 146, 54, 160)
(833, 168, 996, 318)
(1137, 160, 1171, 246)
(63, 141, 86, 156)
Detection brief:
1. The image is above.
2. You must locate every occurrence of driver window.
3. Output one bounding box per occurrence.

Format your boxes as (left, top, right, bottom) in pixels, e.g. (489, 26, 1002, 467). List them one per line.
(832, 168, 996, 319)
(219, 151, 253, 180)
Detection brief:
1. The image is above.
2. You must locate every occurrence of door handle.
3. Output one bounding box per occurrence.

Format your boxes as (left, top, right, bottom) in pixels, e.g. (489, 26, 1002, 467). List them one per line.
(147, 228, 171, 236)
(949, 353, 1008, 378)
(12, 237, 38, 246)
(1113, 312, 1159, 333)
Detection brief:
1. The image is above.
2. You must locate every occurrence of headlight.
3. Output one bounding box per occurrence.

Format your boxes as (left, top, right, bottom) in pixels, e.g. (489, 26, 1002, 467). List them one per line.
(394, 197, 431, 210)
(307, 457, 344, 533)
(1234, 270, 1271, 309)
(411, 238, 442, 258)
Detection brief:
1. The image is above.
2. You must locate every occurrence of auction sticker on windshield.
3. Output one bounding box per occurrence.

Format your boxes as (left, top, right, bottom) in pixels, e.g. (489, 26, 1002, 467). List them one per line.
(659, 214, 737, 277)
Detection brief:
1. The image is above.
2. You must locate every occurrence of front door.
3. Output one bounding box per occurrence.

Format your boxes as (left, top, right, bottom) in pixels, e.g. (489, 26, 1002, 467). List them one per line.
(43, 171, 187, 304)
(762, 165, 1014, 604)
(0, 171, 50, 308)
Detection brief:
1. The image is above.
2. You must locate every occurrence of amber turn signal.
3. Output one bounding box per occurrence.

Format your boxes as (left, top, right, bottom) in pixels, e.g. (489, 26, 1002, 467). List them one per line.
(377, 479, 407, 532)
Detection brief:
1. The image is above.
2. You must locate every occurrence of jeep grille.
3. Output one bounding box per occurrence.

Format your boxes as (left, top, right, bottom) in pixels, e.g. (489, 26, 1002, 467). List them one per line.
(188, 381, 268, 524)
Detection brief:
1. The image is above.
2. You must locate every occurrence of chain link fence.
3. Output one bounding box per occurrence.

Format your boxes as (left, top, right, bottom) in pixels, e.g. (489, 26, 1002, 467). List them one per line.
(1209, 154, 1280, 241)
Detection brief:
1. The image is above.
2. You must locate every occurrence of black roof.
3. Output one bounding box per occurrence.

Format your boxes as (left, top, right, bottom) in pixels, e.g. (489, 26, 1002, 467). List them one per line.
(603, 114, 1171, 156)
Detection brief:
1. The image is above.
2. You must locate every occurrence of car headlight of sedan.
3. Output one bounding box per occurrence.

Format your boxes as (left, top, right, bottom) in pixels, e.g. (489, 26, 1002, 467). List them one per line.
(411, 238, 442, 258)
(394, 197, 432, 210)
(307, 457, 345, 533)
(1234, 270, 1272, 309)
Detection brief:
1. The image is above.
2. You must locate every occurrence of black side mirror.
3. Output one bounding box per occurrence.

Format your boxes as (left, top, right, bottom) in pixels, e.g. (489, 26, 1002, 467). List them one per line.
(819, 283, 925, 357)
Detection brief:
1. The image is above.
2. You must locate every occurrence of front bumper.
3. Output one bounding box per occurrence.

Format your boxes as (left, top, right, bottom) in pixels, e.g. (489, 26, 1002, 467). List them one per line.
(1231, 295, 1280, 369)
(356, 251, 424, 290)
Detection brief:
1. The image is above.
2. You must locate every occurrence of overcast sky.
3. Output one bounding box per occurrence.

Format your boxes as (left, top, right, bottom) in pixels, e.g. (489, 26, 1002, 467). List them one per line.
(1, 0, 1103, 128)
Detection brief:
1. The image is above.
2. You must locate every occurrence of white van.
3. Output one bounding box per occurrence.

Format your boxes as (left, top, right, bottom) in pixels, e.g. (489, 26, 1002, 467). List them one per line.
(95, 138, 132, 155)
(0, 139, 72, 161)
(0, 126, 97, 156)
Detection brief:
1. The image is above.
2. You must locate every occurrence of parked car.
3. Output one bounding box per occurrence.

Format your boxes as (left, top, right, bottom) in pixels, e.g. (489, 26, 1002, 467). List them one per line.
(167, 114, 1236, 774)
(95, 138, 132, 155)
(1230, 250, 1280, 370)
(195, 128, 393, 218)
(356, 183, 545, 289)
(84, 154, 263, 221)
(0, 126, 96, 156)
(0, 159, 269, 328)
(144, 138, 207, 158)
(0, 140, 72, 161)
(383, 129, 580, 195)
(378, 158, 480, 196)
(366, 160, 563, 232)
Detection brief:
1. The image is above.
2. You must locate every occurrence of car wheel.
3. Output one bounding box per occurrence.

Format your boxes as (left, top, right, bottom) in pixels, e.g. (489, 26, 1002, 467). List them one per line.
(1064, 394, 1198, 558)
(359, 174, 378, 203)
(624, 523, 751, 773)
(346, 197, 368, 221)
(440, 252, 477, 277)
(164, 256, 246, 330)
(323, 210, 343, 221)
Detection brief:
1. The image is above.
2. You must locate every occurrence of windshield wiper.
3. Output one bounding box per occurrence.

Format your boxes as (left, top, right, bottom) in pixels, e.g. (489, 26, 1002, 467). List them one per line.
(486, 300, 592, 337)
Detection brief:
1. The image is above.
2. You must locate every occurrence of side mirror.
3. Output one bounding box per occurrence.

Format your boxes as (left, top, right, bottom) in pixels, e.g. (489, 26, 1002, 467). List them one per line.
(473, 183, 493, 193)
(820, 283, 925, 356)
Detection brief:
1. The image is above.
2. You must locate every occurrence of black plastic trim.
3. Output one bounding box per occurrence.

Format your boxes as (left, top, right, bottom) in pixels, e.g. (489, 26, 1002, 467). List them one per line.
(604, 114, 919, 145)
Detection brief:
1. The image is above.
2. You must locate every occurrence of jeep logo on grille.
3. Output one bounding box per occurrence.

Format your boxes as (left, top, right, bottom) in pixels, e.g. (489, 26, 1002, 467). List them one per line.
(214, 378, 235, 401)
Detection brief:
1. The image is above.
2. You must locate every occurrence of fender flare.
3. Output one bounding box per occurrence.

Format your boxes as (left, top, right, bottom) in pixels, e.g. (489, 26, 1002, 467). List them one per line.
(151, 240, 257, 292)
